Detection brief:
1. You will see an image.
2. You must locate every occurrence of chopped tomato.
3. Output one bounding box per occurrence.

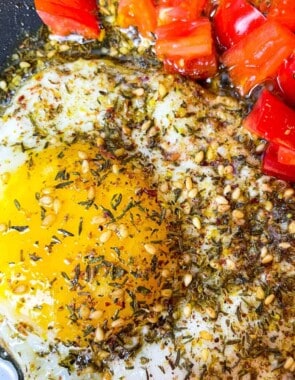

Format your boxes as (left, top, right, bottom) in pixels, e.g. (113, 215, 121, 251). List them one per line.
(267, 0, 295, 32)
(277, 145, 295, 166)
(117, 0, 157, 37)
(163, 53, 217, 79)
(222, 20, 295, 95)
(213, 0, 265, 50)
(156, 0, 206, 25)
(34, 0, 100, 38)
(262, 143, 295, 182)
(155, 18, 213, 59)
(277, 54, 295, 107)
(243, 89, 295, 150)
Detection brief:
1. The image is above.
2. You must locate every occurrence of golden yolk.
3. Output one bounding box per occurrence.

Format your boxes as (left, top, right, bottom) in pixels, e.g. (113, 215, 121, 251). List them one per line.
(0, 141, 173, 346)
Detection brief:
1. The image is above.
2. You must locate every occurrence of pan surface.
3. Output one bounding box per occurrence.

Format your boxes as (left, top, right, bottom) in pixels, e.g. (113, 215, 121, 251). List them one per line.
(0, 0, 41, 68)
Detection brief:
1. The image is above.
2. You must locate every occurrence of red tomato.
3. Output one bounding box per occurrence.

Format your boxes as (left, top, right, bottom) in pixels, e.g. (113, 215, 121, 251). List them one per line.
(267, 0, 295, 32)
(222, 20, 295, 95)
(277, 54, 295, 107)
(213, 0, 265, 50)
(243, 89, 295, 150)
(156, 0, 206, 25)
(34, 0, 100, 38)
(117, 0, 157, 37)
(262, 143, 295, 182)
(277, 145, 295, 165)
(163, 53, 217, 79)
(155, 18, 213, 59)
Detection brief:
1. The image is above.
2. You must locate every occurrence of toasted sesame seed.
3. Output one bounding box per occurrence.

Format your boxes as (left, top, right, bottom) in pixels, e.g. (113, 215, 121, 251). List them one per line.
(0, 224, 7, 233)
(183, 304, 192, 318)
(79, 305, 90, 319)
(173, 180, 184, 189)
(185, 176, 193, 190)
(264, 294, 275, 305)
(111, 318, 125, 328)
(256, 286, 265, 300)
(182, 202, 191, 215)
(153, 303, 164, 313)
(0, 80, 7, 91)
(160, 181, 169, 193)
(284, 188, 294, 200)
(158, 83, 167, 98)
(288, 220, 295, 234)
(161, 269, 170, 278)
(201, 348, 210, 361)
(96, 136, 104, 147)
(195, 151, 204, 164)
(183, 273, 193, 287)
(260, 246, 268, 258)
(284, 357, 294, 370)
(231, 187, 241, 201)
(261, 254, 273, 265)
(232, 209, 244, 219)
(279, 242, 291, 249)
(94, 326, 105, 342)
(87, 186, 96, 200)
(100, 230, 112, 243)
(20, 61, 31, 69)
(39, 195, 53, 207)
(91, 216, 107, 225)
(192, 216, 201, 230)
(218, 204, 231, 213)
(78, 150, 88, 160)
(42, 214, 56, 227)
(215, 195, 229, 205)
(264, 200, 273, 211)
(114, 148, 125, 157)
(81, 159, 89, 174)
(53, 198, 61, 214)
(205, 307, 217, 319)
(89, 310, 103, 320)
(144, 243, 157, 255)
(223, 185, 231, 195)
(133, 87, 144, 96)
(13, 284, 27, 294)
(118, 224, 128, 239)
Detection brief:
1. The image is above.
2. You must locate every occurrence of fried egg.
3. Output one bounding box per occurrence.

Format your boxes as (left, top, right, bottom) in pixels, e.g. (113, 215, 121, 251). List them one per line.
(0, 58, 294, 379)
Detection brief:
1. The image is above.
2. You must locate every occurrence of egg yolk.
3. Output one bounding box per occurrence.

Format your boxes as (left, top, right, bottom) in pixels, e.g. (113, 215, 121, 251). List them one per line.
(0, 140, 174, 346)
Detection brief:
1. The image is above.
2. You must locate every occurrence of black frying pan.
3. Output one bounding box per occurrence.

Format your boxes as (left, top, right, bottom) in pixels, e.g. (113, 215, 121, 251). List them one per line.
(0, 2, 41, 378)
(0, 0, 41, 68)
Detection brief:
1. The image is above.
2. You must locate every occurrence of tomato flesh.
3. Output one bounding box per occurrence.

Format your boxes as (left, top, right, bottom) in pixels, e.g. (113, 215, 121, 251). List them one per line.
(277, 145, 295, 166)
(267, 0, 295, 32)
(214, 0, 265, 50)
(262, 143, 295, 182)
(34, 0, 99, 38)
(156, 0, 206, 25)
(243, 89, 295, 150)
(117, 0, 157, 37)
(155, 18, 213, 59)
(222, 20, 295, 95)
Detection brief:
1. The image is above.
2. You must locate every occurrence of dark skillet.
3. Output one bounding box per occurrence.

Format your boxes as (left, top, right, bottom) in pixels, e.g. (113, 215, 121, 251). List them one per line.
(0, 1, 40, 378)
(0, 0, 41, 69)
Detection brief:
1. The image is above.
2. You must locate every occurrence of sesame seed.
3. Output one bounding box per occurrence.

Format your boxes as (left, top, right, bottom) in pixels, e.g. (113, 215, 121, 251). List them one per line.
(39, 195, 53, 207)
(111, 318, 125, 328)
(264, 294, 275, 305)
(256, 286, 265, 300)
(96, 136, 105, 147)
(183, 304, 192, 318)
(87, 186, 96, 200)
(284, 188, 294, 200)
(144, 243, 157, 255)
(161, 288, 172, 298)
(215, 195, 229, 205)
(231, 187, 241, 201)
(183, 273, 193, 287)
(205, 307, 217, 319)
(81, 159, 89, 174)
(261, 254, 273, 265)
(195, 151, 204, 164)
(192, 216, 201, 230)
(53, 198, 61, 214)
(19, 61, 31, 69)
(94, 326, 105, 342)
(99, 230, 112, 243)
(89, 310, 103, 320)
(288, 220, 295, 234)
(185, 176, 193, 190)
(188, 188, 198, 199)
(78, 150, 88, 160)
(284, 357, 294, 370)
(200, 330, 213, 341)
(42, 213, 56, 227)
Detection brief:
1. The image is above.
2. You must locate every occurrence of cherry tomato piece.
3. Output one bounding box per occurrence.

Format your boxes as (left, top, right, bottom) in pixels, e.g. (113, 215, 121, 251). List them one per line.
(214, 0, 265, 50)
(243, 89, 295, 150)
(262, 143, 295, 182)
(277, 54, 295, 107)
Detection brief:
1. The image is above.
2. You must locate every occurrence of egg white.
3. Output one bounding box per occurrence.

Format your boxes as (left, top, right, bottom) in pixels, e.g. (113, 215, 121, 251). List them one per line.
(0, 59, 293, 380)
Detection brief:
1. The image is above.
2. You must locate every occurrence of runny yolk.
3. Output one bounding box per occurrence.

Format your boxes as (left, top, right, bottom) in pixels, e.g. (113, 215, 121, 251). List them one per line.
(0, 141, 174, 346)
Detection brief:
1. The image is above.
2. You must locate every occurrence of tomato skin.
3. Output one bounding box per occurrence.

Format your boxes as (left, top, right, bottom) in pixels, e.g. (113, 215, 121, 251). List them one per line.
(155, 18, 213, 59)
(34, 0, 100, 38)
(163, 53, 217, 79)
(267, 0, 295, 32)
(117, 0, 157, 37)
(156, 0, 206, 25)
(243, 89, 295, 150)
(276, 54, 295, 108)
(222, 20, 295, 95)
(262, 143, 295, 182)
(214, 0, 265, 50)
